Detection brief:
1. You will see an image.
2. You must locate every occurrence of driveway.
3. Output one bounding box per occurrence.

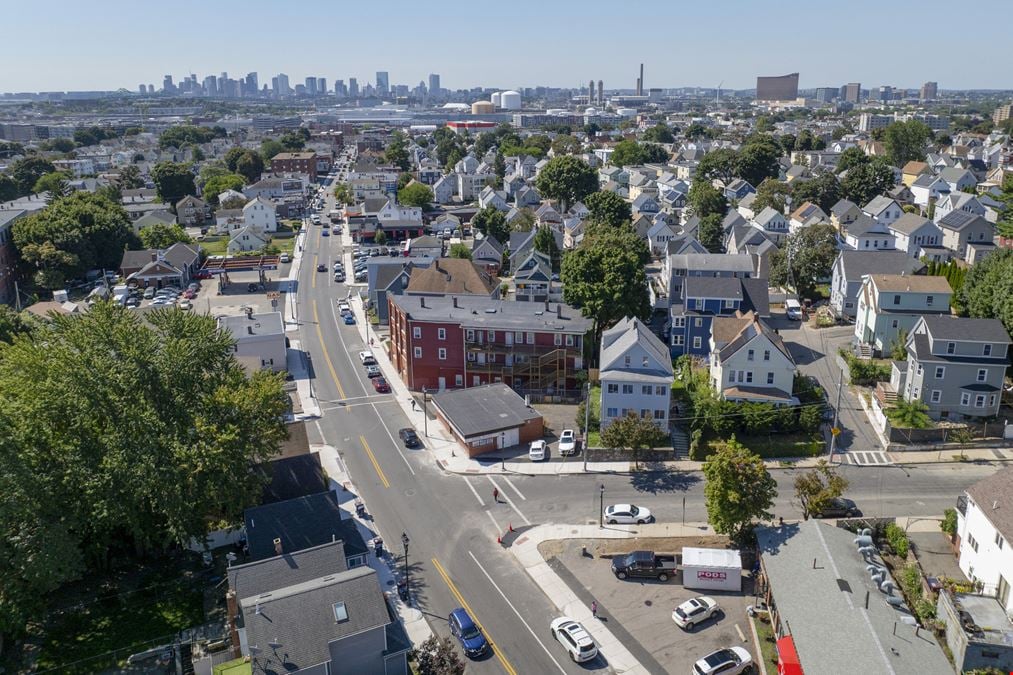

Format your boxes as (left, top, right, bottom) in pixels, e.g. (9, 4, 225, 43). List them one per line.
(770, 312, 886, 457)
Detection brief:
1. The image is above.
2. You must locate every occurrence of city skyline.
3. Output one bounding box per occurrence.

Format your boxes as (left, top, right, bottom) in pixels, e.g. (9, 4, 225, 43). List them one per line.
(2, 0, 1012, 93)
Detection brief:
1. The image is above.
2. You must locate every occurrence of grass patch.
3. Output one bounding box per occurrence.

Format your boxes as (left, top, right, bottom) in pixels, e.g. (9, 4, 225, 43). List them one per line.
(585, 385, 602, 446)
(34, 557, 206, 673)
(751, 614, 780, 672)
(199, 236, 229, 256)
(705, 433, 823, 459)
(214, 658, 253, 675)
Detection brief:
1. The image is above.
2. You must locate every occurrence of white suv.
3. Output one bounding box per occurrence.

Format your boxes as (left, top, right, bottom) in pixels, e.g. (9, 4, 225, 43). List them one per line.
(550, 618, 597, 663)
(358, 350, 376, 365)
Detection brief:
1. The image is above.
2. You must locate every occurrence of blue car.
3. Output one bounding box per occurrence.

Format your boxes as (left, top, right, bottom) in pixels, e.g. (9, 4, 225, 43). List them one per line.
(449, 608, 487, 658)
(343, 313, 356, 324)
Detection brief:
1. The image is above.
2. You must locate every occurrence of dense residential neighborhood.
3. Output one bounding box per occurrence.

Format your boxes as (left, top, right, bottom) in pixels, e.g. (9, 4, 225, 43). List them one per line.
(4, 14, 1013, 674)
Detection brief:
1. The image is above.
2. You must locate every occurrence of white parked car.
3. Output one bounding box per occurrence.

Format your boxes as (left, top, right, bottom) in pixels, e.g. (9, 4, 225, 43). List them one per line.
(177, 299, 192, 311)
(549, 617, 597, 663)
(693, 647, 752, 675)
(279, 253, 291, 263)
(603, 504, 653, 525)
(358, 350, 375, 364)
(557, 429, 577, 456)
(672, 596, 720, 630)
(339, 302, 351, 316)
(528, 440, 547, 461)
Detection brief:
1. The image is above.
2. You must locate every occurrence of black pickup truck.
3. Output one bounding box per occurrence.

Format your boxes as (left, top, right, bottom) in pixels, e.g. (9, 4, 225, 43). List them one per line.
(611, 550, 678, 581)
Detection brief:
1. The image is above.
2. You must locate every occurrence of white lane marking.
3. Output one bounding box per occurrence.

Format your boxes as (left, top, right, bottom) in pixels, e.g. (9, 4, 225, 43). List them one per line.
(502, 476, 527, 501)
(462, 477, 486, 507)
(467, 551, 567, 675)
(369, 402, 415, 476)
(326, 294, 367, 397)
(485, 509, 501, 534)
(487, 476, 531, 526)
(735, 624, 746, 642)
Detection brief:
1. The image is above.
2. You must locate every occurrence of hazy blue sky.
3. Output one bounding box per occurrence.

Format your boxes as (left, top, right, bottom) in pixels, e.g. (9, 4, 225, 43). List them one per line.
(3, 0, 1011, 92)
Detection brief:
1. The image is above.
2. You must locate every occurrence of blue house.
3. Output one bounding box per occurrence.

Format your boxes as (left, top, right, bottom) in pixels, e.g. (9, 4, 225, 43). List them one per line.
(670, 276, 769, 356)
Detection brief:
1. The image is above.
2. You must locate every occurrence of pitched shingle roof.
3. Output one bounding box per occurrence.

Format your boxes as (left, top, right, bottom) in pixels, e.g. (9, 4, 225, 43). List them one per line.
(920, 315, 1010, 344)
(600, 316, 672, 377)
(406, 258, 498, 295)
(244, 492, 368, 562)
(966, 467, 1013, 541)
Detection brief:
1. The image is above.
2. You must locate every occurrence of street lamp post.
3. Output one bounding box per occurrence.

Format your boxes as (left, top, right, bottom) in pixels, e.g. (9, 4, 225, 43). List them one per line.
(401, 532, 411, 605)
(599, 484, 605, 528)
(422, 387, 429, 437)
(583, 381, 591, 473)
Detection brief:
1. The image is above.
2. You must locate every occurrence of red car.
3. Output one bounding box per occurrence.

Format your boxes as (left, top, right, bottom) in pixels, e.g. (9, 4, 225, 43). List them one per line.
(372, 377, 391, 393)
(196, 271, 213, 280)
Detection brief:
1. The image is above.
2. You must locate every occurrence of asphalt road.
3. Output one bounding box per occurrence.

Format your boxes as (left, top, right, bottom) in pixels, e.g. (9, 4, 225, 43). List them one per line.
(292, 170, 996, 673)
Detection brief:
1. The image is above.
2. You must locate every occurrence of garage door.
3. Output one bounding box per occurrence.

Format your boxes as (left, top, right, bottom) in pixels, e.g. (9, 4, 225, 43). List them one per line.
(499, 428, 519, 448)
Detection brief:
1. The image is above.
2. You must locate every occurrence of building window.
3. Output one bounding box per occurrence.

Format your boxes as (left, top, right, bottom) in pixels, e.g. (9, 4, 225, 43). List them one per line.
(724, 299, 735, 309)
(640, 409, 650, 418)
(930, 390, 941, 403)
(566, 334, 574, 346)
(526, 332, 534, 344)
(891, 319, 899, 329)
(655, 385, 666, 395)
(624, 355, 631, 366)
(642, 356, 649, 367)
(763, 350, 770, 361)
(607, 383, 618, 394)
(893, 295, 901, 305)
(515, 331, 523, 342)
(767, 372, 774, 385)
(622, 384, 634, 394)
(934, 366, 945, 379)
(606, 407, 618, 417)
(438, 348, 446, 360)
(946, 342, 955, 354)
(968, 533, 979, 552)
(654, 409, 665, 420)
(438, 328, 446, 340)
(673, 317, 685, 328)
(455, 374, 463, 386)
(926, 295, 933, 306)
(990, 394, 996, 407)
(413, 327, 422, 339)
(977, 369, 987, 382)
(961, 392, 971, 406)
(693, 336, 702, 349)
(728, 371, 736, 383)
(746, 372, 753, 383)
(996, 533, 1005, 550)
(673, 335, 684, 346)
(694, 318, 703, 328)
(554, 333, 562, 346)
(975, 394, 986, 408)
(983, 344, 992, 356)
(414, 347, 422, 358)
(642, 385, 652, 395)
(467, 352, 475, 362)
(747, 349, 754, 361)
(916, 363, 923, 376)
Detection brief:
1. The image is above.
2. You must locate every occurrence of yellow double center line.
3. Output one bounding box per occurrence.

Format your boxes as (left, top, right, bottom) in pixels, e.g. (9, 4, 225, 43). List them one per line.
(359, 435, 389, 489)
(311, 300, 346, 400)
(431, 558, 517, 675)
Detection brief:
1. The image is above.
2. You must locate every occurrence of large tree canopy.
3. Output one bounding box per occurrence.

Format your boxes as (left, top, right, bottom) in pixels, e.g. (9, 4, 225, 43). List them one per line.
(151, 161, 197, 206)
(696, 148, 739, 186)
(736, 136, 782, 186)
(883, 119, 933, 167)
(770, 224, 840, 299)
(535, 156, 598, 211)
(688, 179, 728, 218)
(139, 223, 192, 249)
(584, 190, 632, 229)
(610, 140, 669, 168)
(471, 206, 511, 245)
(703, 438, 778, 543)
(0, 303, 288, 639)
(959, 247, 1013, 339)
(158, 125, 223, 149)
(840, 158, 895, 207)
(11, 192, 137, 289)
(790, 172, 842, 213)
(9, 157, 56, 195)
(397, 182, 434, 209)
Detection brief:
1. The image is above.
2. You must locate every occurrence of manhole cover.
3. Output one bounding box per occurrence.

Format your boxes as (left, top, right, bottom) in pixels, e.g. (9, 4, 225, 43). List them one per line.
(645, 600, 653, 607)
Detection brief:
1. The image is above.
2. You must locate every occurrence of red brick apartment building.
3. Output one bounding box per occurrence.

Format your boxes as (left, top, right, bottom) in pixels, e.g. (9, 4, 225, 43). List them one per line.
(388, 295, 592, 401)
(270, 152, 320, 181)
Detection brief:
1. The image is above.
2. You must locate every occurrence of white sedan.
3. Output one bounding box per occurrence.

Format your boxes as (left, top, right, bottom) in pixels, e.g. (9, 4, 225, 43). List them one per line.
(603, 504, 653, 525)
(549, 617, 598, 663)
(358, 350, 375, 364)
(672, 596, 720, 630)
(692, 647, 752, 675)
(557, 429, 577, 456)
(528, 440, 547, 461)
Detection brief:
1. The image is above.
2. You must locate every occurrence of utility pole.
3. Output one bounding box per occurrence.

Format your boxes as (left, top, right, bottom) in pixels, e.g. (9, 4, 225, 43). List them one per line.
(582, 380, 591, 472)
(829, 368, 844, 460)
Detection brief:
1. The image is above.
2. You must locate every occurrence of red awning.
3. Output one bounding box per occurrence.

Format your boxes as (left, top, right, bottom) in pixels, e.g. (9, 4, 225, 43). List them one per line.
(776, 635, 803, 675)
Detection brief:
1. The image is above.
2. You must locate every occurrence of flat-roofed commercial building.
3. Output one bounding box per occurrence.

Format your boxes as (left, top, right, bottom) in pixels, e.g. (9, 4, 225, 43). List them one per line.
(755, 73, 799, 101)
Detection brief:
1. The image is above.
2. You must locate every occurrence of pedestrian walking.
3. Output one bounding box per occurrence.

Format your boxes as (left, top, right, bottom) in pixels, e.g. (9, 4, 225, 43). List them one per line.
(492, 487, 499, 502)
(591, 600, 598, 619)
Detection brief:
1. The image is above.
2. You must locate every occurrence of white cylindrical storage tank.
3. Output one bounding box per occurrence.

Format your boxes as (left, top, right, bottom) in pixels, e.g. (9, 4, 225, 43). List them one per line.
(500, 90, 522, 110)
(617, 107, 637, 118)
(491, 92, 503, 108)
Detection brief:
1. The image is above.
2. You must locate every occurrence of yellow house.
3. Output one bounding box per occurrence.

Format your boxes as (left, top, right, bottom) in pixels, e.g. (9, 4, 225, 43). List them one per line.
(901, 161, 932, 187)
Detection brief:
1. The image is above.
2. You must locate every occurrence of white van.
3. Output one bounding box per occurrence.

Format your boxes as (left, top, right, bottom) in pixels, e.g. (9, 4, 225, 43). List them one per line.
(785, 299, 803, 321)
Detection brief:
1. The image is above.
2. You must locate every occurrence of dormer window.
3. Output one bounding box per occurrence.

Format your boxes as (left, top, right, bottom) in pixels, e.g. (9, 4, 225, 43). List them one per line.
(946, 342, 955, 354)
(984, 344, 992, 357)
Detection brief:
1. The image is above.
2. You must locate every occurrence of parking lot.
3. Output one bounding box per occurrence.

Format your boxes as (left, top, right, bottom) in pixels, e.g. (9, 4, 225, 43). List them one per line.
(542, 539, 758, 674)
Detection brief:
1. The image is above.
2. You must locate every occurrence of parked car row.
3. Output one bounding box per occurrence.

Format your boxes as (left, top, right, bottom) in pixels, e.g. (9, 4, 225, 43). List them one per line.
(449, 607, 599, 664)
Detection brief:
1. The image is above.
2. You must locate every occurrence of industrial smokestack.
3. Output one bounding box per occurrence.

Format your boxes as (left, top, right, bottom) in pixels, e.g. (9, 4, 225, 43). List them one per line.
(639, 63, 644, 96)
(598, 80, 603, 106)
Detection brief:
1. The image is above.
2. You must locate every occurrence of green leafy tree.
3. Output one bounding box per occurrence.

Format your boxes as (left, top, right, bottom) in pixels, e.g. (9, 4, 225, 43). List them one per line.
(412, 636, 465, 675)
(609, 139, 645, 168)
(684, 122, 712, 140)
(696, 148, 739, 186)
(702, 438, 778, 542)
(600, 413, 667, 469)
(0, 305, 32, 344)
(139, 223, 192, 249)
(493, 152, 506, 179)
(840, 158, 896, 207)
(836, 146, 868, 173)
(471, 207, 511, 244)
(472, 132, 497, 158)
(10, 156, 56, 195)
(584, 190, 632, 228)
(561, 226, 651, 350)
(770, 224, 839, 298)
(889, 328, 909, 361)
(959, 248, 1013, 338)
(449, 243, 472, 259)
(374, 227, 387, 246)
(642, 123, 675, 144)
(333, 182, 354, 205)
(883, 119, 933, 167)
(151, 161, 197, 206)
(443, 147, 464, 173)
(117, 164, 145, 189)
(278, 131, 307, 151)
(550, 135, 583, 155)
(793, 459, 849, 520)
(397, 172, 413, 191)
(777, 134, 797, 156)
(33, 171, 74, 199)
(260, 139, 285, 161)
(158, 125, 219, 149)
(397, 182, 434, 209)
(698, 213, 724, 253)
(224, 146, 247, 172)
(533, 225, 560, 271)
(534, 156, 597, 212)
(790, 172, 842, 212)
(384, 131, 411, 172)
(687, 179, 728, 218)
(751, 178, 792, 214)
(886, 399, 932, 429)
(202, 173, 245, 204)
(42, 137, 77, 153)
(736, 137, 782, 186)
(235, 151, 265, 183)
(12, 192, 137, 289)
(0, 174, 19, 201)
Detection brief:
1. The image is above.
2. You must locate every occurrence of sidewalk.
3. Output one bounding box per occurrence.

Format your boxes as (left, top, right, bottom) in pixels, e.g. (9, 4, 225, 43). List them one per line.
(512, 522, 717, 675)
(313, 443, 434, 649)
(283, 227, 308, 332)
(284, 340, 320, 420)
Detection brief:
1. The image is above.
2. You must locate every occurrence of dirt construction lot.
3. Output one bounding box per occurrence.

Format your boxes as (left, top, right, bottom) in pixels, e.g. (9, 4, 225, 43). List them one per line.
(541, 537, 758, 674)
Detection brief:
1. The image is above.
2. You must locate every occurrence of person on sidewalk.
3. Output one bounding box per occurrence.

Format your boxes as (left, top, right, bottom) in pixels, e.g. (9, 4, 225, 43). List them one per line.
(493, 487, 499, 503)
(591, 600, 598, 619)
